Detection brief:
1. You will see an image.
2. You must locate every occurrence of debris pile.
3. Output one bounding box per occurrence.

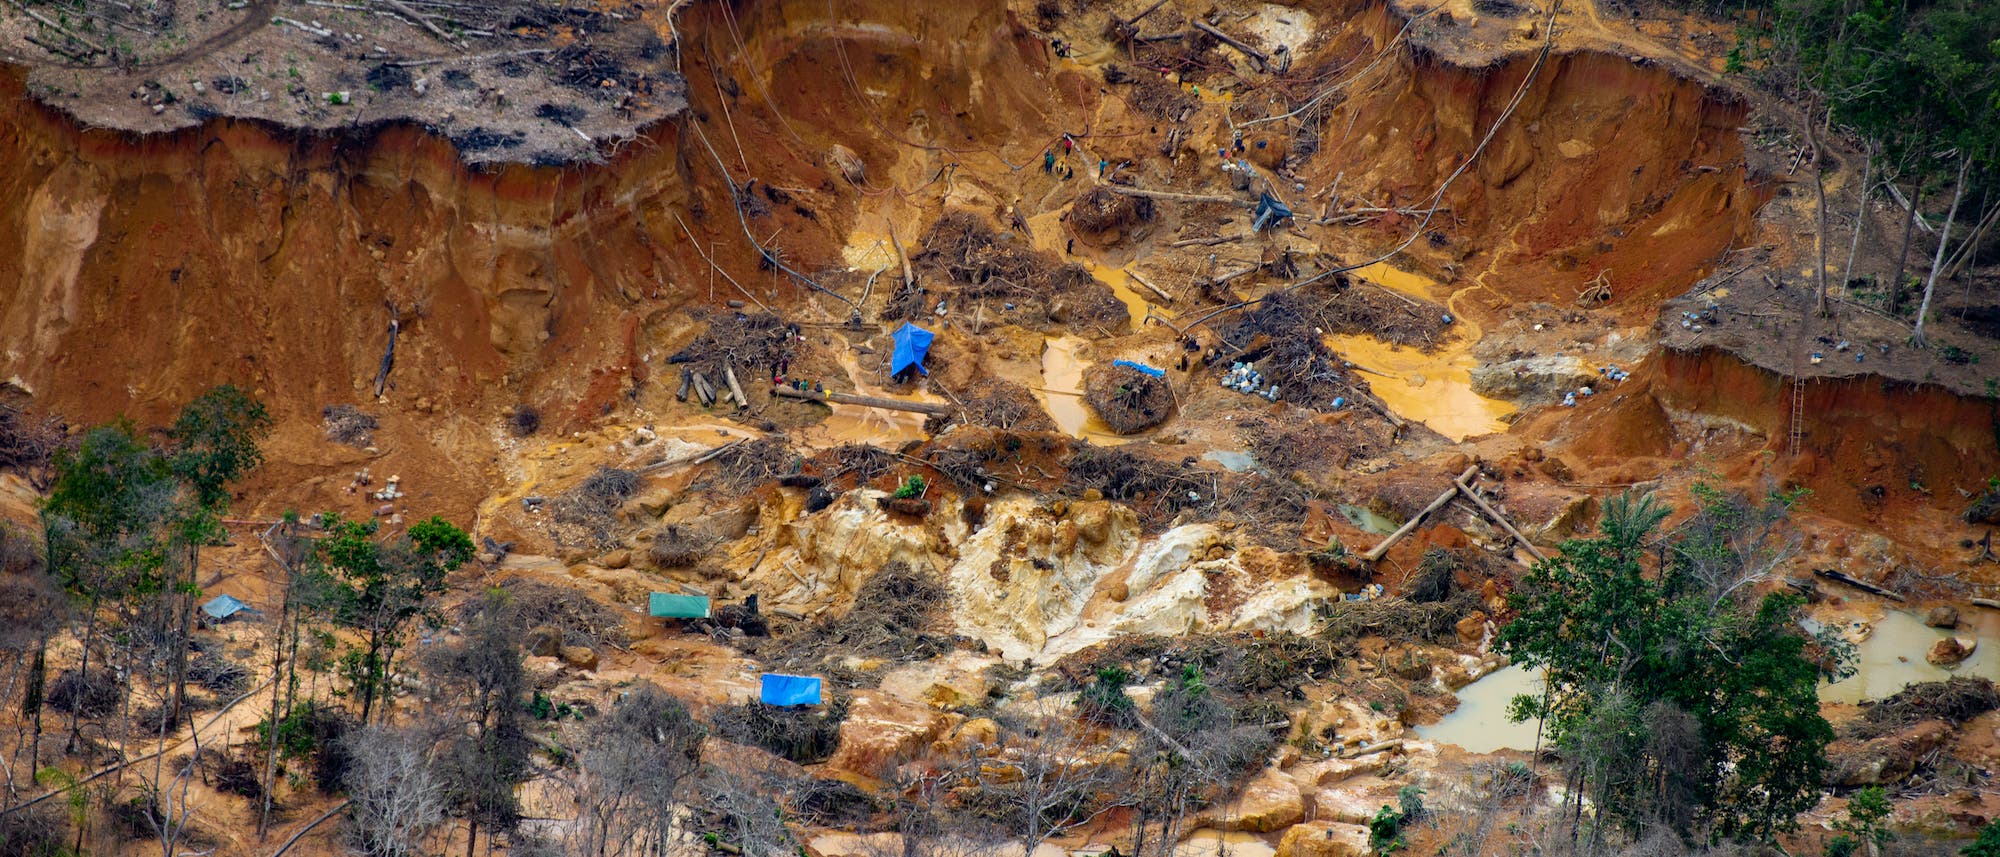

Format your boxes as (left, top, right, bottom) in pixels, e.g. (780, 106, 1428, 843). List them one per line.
(1084, 362, 1176, 433)
(902, 212, 1128, 331)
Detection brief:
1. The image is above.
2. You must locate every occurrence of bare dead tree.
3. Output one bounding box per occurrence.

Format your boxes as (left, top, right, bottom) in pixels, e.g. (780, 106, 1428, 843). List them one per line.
(564, 684, 705, 857)
(346, 725, 448, 857)
(975, 704, 1138, 855)
(698, 747, 801, 857)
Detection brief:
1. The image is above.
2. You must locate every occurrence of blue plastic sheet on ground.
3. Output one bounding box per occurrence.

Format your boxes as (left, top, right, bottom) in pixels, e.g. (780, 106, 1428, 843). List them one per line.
(891, 323, 935, 376)
(760, 673, 823, 706)
(1112, 359, 1165, 378)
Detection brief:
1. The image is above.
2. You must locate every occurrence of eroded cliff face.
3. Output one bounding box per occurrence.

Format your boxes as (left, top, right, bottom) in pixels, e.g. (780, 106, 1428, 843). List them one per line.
(0, 69, 704, 431)
(1654, 346, 2000, 527)
(0, 0, 1966, 539)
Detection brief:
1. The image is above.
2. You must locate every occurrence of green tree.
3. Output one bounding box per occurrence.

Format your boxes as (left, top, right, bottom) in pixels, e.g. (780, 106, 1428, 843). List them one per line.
(1834, 787, 1892, 857)
(168, 384, 271, 509)
(42, 422, 174, 750)
(316, 514, 473, 724)
(1965, 818, 2000, 857)
(1499, 489, 1848, 845)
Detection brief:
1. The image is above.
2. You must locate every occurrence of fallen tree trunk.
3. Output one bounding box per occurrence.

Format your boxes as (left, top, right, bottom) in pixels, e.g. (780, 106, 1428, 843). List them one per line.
(771, 386, 952, 417)
(1104, 184, 1246, 206)
(1192, 19, 1267, 71)
(1814, 568, 1905, 602)
(1127, 269, 1174, 303)
(724, 364, 750, 412)
(1361, 466, 1477, 562)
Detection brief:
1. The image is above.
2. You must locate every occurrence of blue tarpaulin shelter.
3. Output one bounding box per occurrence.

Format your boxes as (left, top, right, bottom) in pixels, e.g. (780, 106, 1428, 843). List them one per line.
(760, 673, 823, 706)
(649, 592, 712, 619)
(1252, 192, 1294, 232)
(201, 594, 249, 621)
(890, 323, 935, 377)
(1112, 359, 1165, 378)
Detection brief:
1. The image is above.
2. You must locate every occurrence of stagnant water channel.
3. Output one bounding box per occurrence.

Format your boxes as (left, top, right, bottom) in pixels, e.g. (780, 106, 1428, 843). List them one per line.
(1419, 609, 2000, 751)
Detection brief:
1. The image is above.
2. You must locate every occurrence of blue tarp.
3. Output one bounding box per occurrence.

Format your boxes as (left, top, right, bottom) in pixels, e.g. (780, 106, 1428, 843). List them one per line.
(890, 323, 935, 377)
(1252, 192, 1294, 232)
(649, 593, 712, 619)
(201, 594, 248, 620)
(760, 673, 823, 706)
(1113, 359, 1165, 378)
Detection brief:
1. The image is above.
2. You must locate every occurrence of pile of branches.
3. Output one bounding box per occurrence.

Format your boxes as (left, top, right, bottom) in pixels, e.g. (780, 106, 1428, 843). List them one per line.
(648, 523, 718, 570)
(706, 437, 796, 494)
(1316, 592, 1484, 649)
(1083, 364, 1175, 434)
(1048, 631, 1339, 706)
(765, 563, 953, 684)
(1067, 186, 1154, 244)
(928, 381, 1055, 434)
(1246, 415, 1389, 477)
(188, 653, 249, 694)
(708, 696, 852, 764)
(669, 312, 799, 387)
(810, 443, 896, 488)
(477, 578, 630, 647)
(1217, 291, 1377, 412)
(923, 429, 1069, 493)
(321, 404, 378, 447)
(1216, 471, 1313, 547)
(1849, 677, 2000, 739)
(0, 403, 62, 472)
(898, 212, 1126, 330)
(1320, 283, 1452, 348)
(549, 467, 643, 548)
(1065, 443, 1217, 530)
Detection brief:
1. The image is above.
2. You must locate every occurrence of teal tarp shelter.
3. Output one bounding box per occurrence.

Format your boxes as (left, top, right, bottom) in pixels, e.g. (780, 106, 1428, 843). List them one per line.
(890, 323, 935, 377)
(649, 592, 712, 619)
(760, 673, 822, 706)
(201, 594, 249, 621)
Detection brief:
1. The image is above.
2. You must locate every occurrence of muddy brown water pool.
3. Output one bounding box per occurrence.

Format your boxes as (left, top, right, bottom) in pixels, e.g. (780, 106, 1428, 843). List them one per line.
(1420, 609, 2000, 752)
(1819, 609, 2000, 704)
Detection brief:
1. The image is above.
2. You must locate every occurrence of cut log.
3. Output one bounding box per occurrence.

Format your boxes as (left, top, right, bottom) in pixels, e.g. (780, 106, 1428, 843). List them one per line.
(1453, 475, 1549, 563)
(1127, 269, 1174, 303)
(1361, 466, 1477, 562)
(675, 368, 692, 402)
(771, 386, 952, 417)
(723, 363, 750, 412)
(1340, 739, 1404, 759)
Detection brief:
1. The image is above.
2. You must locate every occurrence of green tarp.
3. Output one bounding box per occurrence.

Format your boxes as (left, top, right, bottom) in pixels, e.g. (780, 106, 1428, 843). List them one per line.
(649, 592, 711, 619)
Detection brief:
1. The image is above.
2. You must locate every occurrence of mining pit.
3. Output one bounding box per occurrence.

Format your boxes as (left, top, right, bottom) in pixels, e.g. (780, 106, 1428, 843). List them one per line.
(1, 0, 1998, 853)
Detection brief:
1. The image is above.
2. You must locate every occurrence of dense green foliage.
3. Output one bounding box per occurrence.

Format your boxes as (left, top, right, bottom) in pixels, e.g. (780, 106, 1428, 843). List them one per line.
(1500, 489, 1850, 844)
(310, 513, 474, 723)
